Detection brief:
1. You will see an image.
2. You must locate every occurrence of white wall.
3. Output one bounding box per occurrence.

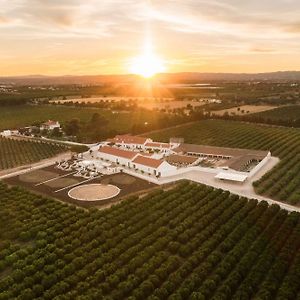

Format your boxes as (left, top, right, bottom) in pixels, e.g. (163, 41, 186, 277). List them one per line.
(157, 161, 177, 177)
(129, 161, 177, 177)
(131, 163, 156, 175)
(1, 130, 11, 137)
(248, 152, 271, 178)
(115, 138, 152, 151)
(97, 149, 271, 182)
(97, 152, 133, 167)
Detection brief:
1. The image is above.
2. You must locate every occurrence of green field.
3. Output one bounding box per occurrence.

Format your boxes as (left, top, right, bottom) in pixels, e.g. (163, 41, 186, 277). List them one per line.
(148, 119, 300, 205)
(0, 137, 66, 170)
(0, 181, 299, 299)
(0, 105, 178, 133)
(255, 105, 300, 122)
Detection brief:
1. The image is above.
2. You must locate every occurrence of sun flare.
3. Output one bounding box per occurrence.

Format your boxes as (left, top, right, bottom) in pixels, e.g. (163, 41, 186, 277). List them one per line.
(129, 52, 166, 78)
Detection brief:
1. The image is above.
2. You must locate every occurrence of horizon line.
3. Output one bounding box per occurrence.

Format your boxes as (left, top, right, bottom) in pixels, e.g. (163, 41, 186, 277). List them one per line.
(1, 70, 300, 78)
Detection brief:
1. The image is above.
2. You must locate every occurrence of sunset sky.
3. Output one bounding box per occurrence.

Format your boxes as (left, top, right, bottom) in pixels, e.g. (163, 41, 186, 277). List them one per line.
(1, 0, 300, 76)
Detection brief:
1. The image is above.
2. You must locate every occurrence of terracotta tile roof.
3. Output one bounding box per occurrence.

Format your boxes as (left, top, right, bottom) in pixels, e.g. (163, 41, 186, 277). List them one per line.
(132, 155, 164, 168)
(43, 120, 59, 126)
(221, 154, 265, 171)
(174, 144, 269, 158)
(139, 153, 153, 157)
(98, 146, 138, 159)
(108, 134, 149, 145)
(145, 142, 171, 149)
(166, 154, 199, 165)
(106, 138, 115, 143)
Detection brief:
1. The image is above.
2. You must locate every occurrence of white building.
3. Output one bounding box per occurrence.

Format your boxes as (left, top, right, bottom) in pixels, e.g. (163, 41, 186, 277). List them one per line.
(98, 146, 138, 167)
(94, 135, 271, 183)
(106, 134, 152, 150)
(40, 120, 60, 131)
(130, 155, 177, 177)
(106, 134, 177, 154)
(97, 145, 177, 178)
(1, 130, 12, 137)
(0, 129, 20, 137)
(144, 142, 172, 154)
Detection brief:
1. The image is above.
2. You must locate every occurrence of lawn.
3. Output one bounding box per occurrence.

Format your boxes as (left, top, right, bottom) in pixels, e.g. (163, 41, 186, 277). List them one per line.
(0, 181, 299, 299)
(148, 119, 300, 205)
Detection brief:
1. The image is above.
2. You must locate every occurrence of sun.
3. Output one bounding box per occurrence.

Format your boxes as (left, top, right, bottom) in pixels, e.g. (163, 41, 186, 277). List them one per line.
(129, 52, 166, 78)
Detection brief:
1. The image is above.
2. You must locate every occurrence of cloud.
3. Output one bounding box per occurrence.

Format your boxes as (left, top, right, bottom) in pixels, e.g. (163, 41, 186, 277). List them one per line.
(0, 0, 300, 74)
(0, 15, 11, 24)
(250, 47, 277, 53)
(284, 22, 300, 33)
(0, 0, 299, 40)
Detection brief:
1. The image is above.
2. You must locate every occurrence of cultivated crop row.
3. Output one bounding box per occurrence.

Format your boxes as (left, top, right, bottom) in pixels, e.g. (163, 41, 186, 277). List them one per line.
(149, 119, 300, 205)
(0, 181, 299, 299)
(0, 137, 66, 170)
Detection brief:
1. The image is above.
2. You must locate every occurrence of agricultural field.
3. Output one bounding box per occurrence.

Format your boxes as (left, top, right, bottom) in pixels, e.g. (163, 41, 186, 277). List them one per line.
(50, 96, 175, 104)
(254, 105, 300, 122)
(0, 137, 66, 170)
(148, 119, 300, 205)
(0, 105, 183, 134)
(0, 181, 299, 299)
(51, 97, 207, 110)
(212, 105, 277, 116)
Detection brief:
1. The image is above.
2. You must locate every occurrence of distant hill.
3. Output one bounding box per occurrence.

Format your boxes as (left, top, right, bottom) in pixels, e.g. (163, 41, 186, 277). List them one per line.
(157, 71, 300, 82)
(0, 74, 138, 86)
(1, 71, 300, 85)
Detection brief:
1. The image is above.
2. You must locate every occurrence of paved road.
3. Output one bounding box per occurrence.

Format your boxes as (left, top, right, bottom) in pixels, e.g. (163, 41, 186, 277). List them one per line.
(158, 157, 300, 213)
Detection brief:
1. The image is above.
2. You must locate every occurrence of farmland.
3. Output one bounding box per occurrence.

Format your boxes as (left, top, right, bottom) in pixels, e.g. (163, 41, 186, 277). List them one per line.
(254, 105, 300, 122)
(0, 105, 159, 131)
(0, 181, 299, 299)
(212, 105, 277, 116)
(0, 105, 188, 138)
(51, 97, 208, 110)
(223, 105, 300, 128)
(148, 119, 300, 205)
(0, 137, 66, 170)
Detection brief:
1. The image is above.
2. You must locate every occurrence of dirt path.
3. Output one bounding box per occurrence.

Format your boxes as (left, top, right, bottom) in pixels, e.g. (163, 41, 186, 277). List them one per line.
(0, 151, 73, 180)
(9, 134, 96, 148)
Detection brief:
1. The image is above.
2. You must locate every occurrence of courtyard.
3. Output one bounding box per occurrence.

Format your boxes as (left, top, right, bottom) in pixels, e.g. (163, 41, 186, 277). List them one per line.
(4, 165, 156, 208)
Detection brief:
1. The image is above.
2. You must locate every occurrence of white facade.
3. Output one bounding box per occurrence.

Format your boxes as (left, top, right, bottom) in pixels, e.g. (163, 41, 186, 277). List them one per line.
(1, 130, 12, 137)
(97, 151, 137, 167)
(116, 139, 152, 150)
(40, 121, 60, 131)
(94, 135, 272, 183)
(0, 130, 20, 137)
(145, 145, 173, 155)
(130, 160, 177, 177)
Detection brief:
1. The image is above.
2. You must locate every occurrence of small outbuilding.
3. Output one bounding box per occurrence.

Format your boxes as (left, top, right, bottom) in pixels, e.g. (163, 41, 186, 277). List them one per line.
(215, 172, 248, 183)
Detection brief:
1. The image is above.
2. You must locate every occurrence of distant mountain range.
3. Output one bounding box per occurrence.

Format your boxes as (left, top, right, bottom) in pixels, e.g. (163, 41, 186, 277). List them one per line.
(1, 71, 300, 85)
